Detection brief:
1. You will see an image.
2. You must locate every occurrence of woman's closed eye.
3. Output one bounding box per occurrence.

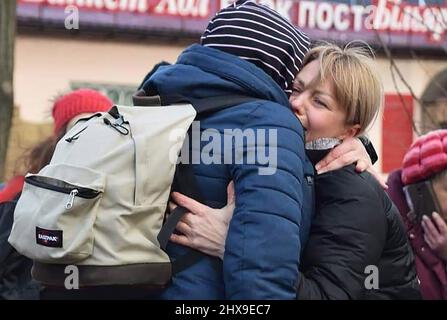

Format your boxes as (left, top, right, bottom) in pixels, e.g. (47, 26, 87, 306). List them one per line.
(292, 85, 304, 95)
(313, 96, 329, 109)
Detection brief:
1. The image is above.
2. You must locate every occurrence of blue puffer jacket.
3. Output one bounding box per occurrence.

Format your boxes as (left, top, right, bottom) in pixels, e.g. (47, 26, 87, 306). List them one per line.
(143, 44, 314, 300)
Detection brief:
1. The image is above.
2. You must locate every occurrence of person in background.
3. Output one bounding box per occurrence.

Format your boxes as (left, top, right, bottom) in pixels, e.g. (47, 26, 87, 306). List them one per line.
(0, 176, 25, 205)
(0, 89, 113, 204)
(0, 88, 113, 300)
(387, 129, 447, 299)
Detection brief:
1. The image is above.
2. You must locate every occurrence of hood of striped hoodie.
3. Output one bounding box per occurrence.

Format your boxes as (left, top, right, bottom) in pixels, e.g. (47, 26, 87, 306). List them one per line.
(200, 0, 310, 96)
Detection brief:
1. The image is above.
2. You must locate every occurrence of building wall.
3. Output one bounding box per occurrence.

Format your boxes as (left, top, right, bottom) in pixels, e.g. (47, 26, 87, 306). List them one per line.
(15, 35, 187, 123)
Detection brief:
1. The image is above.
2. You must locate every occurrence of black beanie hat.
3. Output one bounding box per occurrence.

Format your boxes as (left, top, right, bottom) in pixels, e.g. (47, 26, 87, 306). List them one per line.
(200, 0, 310, 96)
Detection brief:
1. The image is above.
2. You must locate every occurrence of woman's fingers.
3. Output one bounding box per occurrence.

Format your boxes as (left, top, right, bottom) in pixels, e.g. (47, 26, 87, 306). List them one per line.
(365, 165, 388, 190)
(423, 215, 440, 236)
(432, 212, 447, 234)
(179, 212, 196, 226)
(320, 152, 358, 174)
(315, 148, 346, 173)
(176, 221, 192, 235)
(171, 191, 210, 216)
(422, 216, 440, 241)
(170, 233, 193, 248)
(170, 233, 219, 258)
(355, 159, 369, 172)
(422, 221, 436, 248)
(354, 158, 389, 189)
(168, 201, 177, 213)
(316, 137, 365, 173)
(424, 233, 435, 249)
(315, 138, 388, 189)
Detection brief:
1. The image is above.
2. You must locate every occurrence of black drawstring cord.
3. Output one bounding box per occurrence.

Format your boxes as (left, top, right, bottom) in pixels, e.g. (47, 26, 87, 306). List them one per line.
(65, 126, 88, 143)
(66, 112, 130, 143)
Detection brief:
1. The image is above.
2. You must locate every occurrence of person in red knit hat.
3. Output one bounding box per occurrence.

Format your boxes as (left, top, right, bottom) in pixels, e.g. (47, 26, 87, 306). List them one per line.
(0, 88, 113, 203)
(52, 88, 113, 135)
(387, 129, 447, 299)
(0, 88, 113, 299)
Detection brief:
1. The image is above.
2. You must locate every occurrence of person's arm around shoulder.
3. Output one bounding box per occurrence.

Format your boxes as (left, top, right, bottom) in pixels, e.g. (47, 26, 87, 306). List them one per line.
(225, 101, 306, 300)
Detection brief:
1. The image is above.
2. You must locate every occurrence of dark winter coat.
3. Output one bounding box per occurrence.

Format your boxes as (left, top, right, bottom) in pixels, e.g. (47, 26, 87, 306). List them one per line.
(296, 151, 420, 299)
(0, 194, 41, 300)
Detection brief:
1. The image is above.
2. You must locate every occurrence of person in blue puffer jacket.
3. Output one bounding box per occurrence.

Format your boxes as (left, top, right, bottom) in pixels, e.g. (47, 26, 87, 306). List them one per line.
(141, 0, 369, 300)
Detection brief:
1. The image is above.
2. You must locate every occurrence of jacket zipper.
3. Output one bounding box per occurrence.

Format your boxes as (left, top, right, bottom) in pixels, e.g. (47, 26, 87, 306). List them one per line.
(25, 176, 100, 209)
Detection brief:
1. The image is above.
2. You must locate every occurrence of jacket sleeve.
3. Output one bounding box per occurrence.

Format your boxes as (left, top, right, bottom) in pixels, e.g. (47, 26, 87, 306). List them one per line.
(223, 102, 306, 300)
(297, 177, 387, 299)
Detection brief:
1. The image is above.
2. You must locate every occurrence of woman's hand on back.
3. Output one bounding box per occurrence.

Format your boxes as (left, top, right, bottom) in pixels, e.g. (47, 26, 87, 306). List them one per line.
(316, 137, 388, 189)
(168, 182, 235, 259)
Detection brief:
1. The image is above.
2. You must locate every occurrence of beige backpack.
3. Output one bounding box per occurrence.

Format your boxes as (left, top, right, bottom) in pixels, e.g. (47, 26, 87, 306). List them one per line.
(8, 93, 255, 288)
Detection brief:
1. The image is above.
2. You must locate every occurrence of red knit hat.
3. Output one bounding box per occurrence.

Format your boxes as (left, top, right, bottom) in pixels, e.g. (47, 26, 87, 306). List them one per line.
(402, 129, 447, 185)
(52, 88, 113, 135)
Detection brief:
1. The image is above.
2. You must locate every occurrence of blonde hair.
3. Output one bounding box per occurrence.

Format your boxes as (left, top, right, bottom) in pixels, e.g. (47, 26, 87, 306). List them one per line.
(302, 41, 383, 135)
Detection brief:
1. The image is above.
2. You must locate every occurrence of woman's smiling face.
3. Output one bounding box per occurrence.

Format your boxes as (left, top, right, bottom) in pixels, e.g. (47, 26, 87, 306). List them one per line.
(289, 59, 359, 143)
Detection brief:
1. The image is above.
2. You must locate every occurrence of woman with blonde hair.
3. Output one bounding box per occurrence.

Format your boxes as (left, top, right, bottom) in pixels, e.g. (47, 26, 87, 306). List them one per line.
(168, 42, 421, 299)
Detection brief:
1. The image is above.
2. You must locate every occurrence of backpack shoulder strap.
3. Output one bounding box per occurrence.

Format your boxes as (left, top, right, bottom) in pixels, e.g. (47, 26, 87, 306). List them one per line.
(157, 163, 208, 275)
(133, 90, 261, 273)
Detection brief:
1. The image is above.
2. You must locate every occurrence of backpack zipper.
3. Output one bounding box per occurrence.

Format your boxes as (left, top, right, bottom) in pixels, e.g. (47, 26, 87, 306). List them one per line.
(25, 176, 100, 206)
(65, 189, 79, 209)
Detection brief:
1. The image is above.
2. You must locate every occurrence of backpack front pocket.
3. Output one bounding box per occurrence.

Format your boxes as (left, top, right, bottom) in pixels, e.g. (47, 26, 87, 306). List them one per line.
(8, 164, 105, 264)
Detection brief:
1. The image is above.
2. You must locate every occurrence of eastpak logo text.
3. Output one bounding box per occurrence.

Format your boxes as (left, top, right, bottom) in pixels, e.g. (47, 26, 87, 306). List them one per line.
(36, 227, 63, 248)
(38, 234, 58, 242)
